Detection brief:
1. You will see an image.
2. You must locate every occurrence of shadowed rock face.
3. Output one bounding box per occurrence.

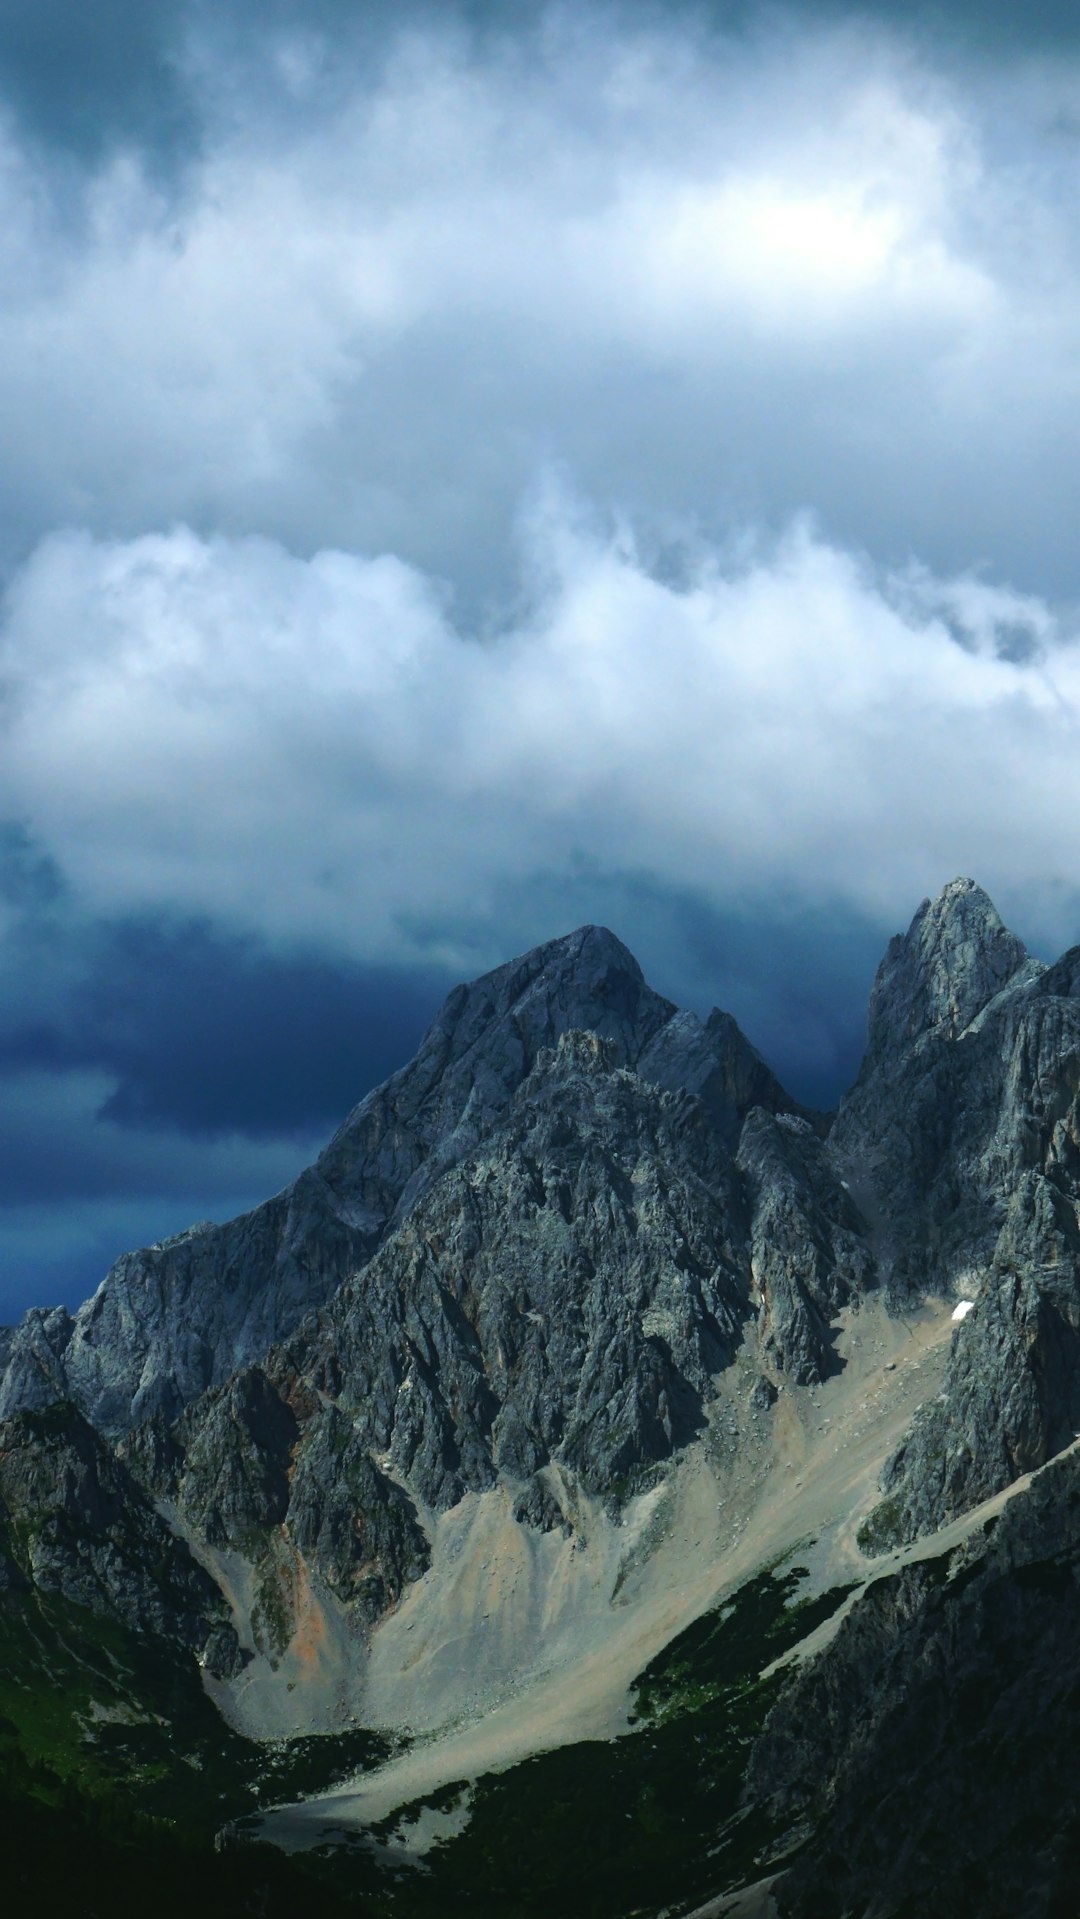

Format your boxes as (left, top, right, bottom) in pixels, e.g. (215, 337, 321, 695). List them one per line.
(282, 1031, 751, 1500)
(0, 923, 826, 1445)
(133, 1032, 755, 1621)
(832, 883, 1080, 1543)
(752, 1445, 1080, 1919)
(0, 1401, 244, 1676)
(738, 1111, 874, 1386)
(0, 927, 677, 1434)
(862, 876, 1031, 1063)
(830, 878, 1045, 1299)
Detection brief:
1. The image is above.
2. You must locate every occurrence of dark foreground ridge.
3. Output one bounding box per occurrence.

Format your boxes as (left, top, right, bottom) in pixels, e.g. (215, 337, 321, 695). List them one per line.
(4, 881, 1080, 1915)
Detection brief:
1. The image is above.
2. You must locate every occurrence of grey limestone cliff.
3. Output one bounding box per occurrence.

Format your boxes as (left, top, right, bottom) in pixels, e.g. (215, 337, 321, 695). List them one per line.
(28, 880, 1080, 1660)
(738, 1110, 874, 1386)
(753, 1443, 1080, 1918)
(0, 923, 827, 1442)
(1, 918, 865, 1670)
(0, 927, 675, 1433)
(1, 925, 814, 1439)
(840, 882, 1080, 1543)
(830, 877, 1042, 1299)
(0, 1400, 244, 1675)
(130, 1030, 758, 1642)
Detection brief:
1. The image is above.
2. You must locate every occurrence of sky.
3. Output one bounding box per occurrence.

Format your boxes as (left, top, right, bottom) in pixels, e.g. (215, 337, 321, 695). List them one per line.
(4, 0, 1080, 1319)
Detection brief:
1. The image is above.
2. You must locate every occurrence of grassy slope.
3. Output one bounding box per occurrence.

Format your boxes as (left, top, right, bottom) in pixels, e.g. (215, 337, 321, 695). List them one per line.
(1, 1564, 850, 1918)
(0, 1584, 390, 1915)
(309, 1565, 853, 1919)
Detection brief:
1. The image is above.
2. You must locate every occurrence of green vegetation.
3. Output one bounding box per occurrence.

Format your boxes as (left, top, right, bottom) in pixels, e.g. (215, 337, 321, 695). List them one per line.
(305, 1563, 854, 1919)
(0, 1584, 392, 1915)
(0, 1741, 363, 1919)
(1, 1562, 851, 1919)
(0, 1587, 392, 1830)
(630, 1562, 855, 1726)
(856, 1494, 906, 1556)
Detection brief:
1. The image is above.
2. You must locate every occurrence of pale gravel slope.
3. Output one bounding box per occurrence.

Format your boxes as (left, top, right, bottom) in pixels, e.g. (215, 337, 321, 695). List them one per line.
(262, 1291, 957, 1849)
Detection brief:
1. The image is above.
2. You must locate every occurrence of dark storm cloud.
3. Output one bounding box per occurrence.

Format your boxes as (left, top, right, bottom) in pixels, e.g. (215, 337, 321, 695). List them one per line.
(5, 0, 1079, 150)
(15, 917, 451, 1141)
(0, 0, 549, 167)
(0, 0, 194, 164)
(0, 821, 64, 911)
(0, 877, 451, 1319)
(0, 877, 451, 1155)
(621, 886, 888, 1113)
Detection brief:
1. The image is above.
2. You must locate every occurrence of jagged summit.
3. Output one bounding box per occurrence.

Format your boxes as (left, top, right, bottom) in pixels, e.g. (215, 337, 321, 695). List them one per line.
(831, 877, 1042, 1299)
(322, 920, 675, 1171)
(0, 920, 799, 1435)
(863, 876, 1030, 1064)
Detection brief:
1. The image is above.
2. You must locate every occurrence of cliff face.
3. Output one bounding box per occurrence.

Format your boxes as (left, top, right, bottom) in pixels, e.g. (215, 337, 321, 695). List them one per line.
(0, 1399, 244, 1676)
(828, 881, 1080, 1543)
(752, 1443, 1080, 1919)
(125, 1030, 811, 1648)
(0, 927, 676, 1434)
(0, 924, 819, 1439)
(9, 880, 1080, 1656)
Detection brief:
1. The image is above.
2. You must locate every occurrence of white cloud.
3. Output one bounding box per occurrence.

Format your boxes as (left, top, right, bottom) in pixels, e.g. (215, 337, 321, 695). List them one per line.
(0, 11, 1076, 597)
(3, 495, 1080, 975)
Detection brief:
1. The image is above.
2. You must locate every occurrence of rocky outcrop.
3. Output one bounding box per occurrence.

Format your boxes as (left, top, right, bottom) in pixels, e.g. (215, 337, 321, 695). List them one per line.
(636, 1006, 823, 1148)
(283, 1404, 430, 1618)
(0, 923, 834, 1672)
(871, 1172, 1080, 1543)
(134, 1027, 755, 1645)
(861, 875, 1032, 1063)
(274, 1031, 752, 1508)
(738, 1111, 875, 1385)
(0, 1401, 244, 1675)
(830, 878, 1043, 1299)
(753, 1445, 1080, 1918)
(138, 1365, 431, 1645)
(18, 878, 1080, 1690)
(162, 1365, 299, 1553)
(840, 886, 1080, 1542)
(0, 1305, 76, 1421)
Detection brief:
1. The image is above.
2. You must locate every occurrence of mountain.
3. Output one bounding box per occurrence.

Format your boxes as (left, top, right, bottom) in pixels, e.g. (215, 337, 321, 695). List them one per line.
(831, 878, 1080, 1546)
(6, 882, 1080, 1916)
(0, 924, 810, 1436)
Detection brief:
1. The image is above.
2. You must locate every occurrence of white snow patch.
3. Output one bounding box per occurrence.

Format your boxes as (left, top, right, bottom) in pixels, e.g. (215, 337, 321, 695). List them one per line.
(951, 1299, 975, 1322)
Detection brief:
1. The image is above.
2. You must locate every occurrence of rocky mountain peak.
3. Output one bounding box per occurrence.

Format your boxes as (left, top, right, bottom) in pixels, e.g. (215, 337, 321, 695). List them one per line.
(416, 921, 671, 1070)
(0, 922, 682, 1437)
(864, 876, 1029, 1064)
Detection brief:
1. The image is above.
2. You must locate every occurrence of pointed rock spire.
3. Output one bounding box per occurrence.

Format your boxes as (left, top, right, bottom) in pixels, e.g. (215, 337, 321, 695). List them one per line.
(864, 877, 1029, 1063)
